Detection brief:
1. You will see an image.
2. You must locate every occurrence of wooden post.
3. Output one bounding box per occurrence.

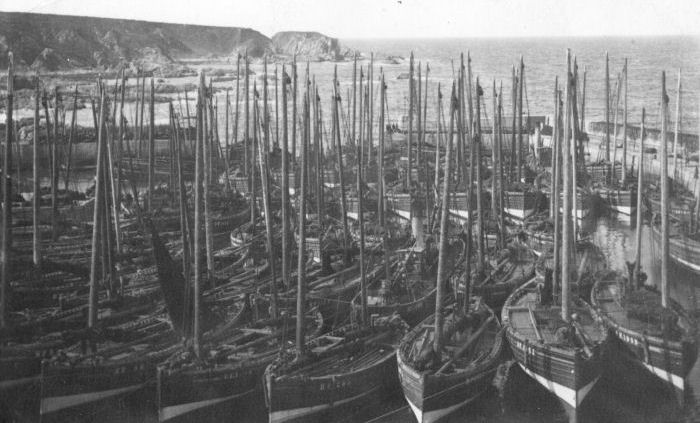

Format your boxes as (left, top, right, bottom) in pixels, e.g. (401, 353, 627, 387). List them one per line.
(296, 92, 309, 357)
(561, 50, 572, 322)
(193, 73, 204, 358)
(517, 56, 524, 183)
(434, 82, 456, 354)
(634, 108, 645, 287)
(672, 68, 681, 179)
(148, 77, 155, 212)
(0, 53, 13, 329)
(660, 71, 669, 308)
(88, 83, 106, 329)
(32, 79, 41, 269)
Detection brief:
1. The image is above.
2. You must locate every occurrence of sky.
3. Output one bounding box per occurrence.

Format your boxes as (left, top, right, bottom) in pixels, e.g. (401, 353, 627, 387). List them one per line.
(0, 0, 699, 39)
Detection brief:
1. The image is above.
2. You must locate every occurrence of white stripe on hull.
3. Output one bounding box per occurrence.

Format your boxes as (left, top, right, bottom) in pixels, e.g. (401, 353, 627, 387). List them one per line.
(517, 363, 599, 408)
(159, 388, 256, 421)
(41, 383, 144, 414)
(642, 363, 686, 391)
(268, 386, 380, 423)
(347, 212, 359, 221)
(505, 208, 535, 220)
(404, 392, 482, 423)
(670, 254, 700, 274)
(392, 210, 411, 221)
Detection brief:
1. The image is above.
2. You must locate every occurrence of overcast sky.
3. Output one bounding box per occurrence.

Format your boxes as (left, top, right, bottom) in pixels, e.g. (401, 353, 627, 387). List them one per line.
(1, 0, 699, 39)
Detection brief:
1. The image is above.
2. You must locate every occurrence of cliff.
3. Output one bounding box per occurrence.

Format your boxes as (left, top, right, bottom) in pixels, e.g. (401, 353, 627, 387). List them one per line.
(0, 12, 271, 71)
(271, 31, 348, 61)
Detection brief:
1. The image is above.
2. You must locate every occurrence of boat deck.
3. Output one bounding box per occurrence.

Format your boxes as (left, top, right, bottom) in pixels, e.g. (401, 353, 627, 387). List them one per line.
(509, 286, 606, 347)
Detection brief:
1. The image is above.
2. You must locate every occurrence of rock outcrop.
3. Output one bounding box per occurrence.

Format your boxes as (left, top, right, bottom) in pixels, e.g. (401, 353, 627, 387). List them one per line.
(271, 31, 349, 61)
(0, 12, 271, 71)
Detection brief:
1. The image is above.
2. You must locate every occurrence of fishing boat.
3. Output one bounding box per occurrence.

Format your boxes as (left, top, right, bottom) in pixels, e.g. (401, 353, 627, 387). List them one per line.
(503, 185, 544, 221)
(591, 270, 698, 401)
(651, 224, 700, 274)
(397, 299, 503, 423)
(470, 241, 536, 309)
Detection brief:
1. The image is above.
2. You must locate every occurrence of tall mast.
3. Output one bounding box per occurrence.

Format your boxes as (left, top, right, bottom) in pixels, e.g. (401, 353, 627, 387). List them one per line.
(296, 88, 310, 357)
(369, 52, 374, 170)
(475, 78, 485, 271)
(357, 143, 367, 325)
(282, 65, 290, 289)
(517, 56, 524, 182)
(64, 85, 78, 192)
(172, 103, 191, 315)
(416, 62, 422, 173)
(552, 88, 562, 299)
(33, 79, 41, 269)
(660, 71, 669, 308)
(510, 65, 517, 183)
(605, 52, 610, 163)
(492, 80, 498, 218)
(244, 49, 250, 177)
(633, 108, 645, 287)
(223, 88, 231, 192)
(204, 82, 214, 276)
(333, 66, 350, 267)
(497, 83, 505, 248)
(561, 50, 572, 322)
(352, 53, 357, 148)
(580, 66, 586, 136)
(380, 70, 389, 282)
(672, 69, 681, 179)
(193, 73, 204, 357)
(51, 86, 59, 241)
(0, 53, 13, 328)
(88, 82, 106, 329)
(275, 65, 279, 149)
(292, 55, 297, 160)
(234, 54, 240, 147)
(263, 57, 269, 153)
(148, 77, 155, 212)
(407, 52, 414, 190)
(434, 82, 456, 355)
(550, 77, 559, 218)
(622, 60, 628, 184)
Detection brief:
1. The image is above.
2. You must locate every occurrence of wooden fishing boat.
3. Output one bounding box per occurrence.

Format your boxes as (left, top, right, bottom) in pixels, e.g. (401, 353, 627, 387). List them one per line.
(387, 191, 412, 221)
(397, 299, 503, 423)
(645, 187, 696, 224)
(502, 277, 609, 419)
(591, 270, 698, 401)
(595, 186, 637, 218)
(156, 307, 325, 422)
(469, 241, 536, 309)
(263, 314, 408, 423)
(350, 243, 440, 326)
(535, 240, 607, 300)
(651, 224, 700, 274)
(503, 185, 544, 221)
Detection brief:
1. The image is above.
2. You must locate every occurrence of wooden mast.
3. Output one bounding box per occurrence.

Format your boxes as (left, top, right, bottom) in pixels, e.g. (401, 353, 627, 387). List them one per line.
(296, 85, 309, 357)
(497, 82, 505, 248)
(204, 81, 214, 277)
(275, 65, 279, 149)
(622, 59, 628, 185)
(292, 55, 297, 160)
(605, 52, 610, 163)
(633, 108, 645, 287)
(517, 56, 524, 183)
(244, 49, 250, 178)
(561, 50, 572, 322)
(193, 72, 204, 357)
(660, 71, 669, 308)
(234, 54, 240, 147)
(352, 53, 357, 148)
(407, 52, 414, 191)
(551, 77, 559, 218)
(148, 77, 155, 212)
(475, 78, 485, 271)
(33, 79, 41, 269)
(672, 68, 681, 179)
(369, 52, 374, 170)
(580, 66, 586, 137)
(88, 82, 106, 329)
(333, 66, 350, 268)
(492, 80, 498, 218)
(357, 143, 367, 325)
(380, 69, 389, 282)
(51, 87, 59, 241)
(257, 94, 278, 319)
(282, 64, 290, 289)
(0, 53, 13, 329)
(510, 65, 517, 183)
(223, 88, 231, 192)
(434, 82, 456, 355)
(64, 85, 78, 192)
